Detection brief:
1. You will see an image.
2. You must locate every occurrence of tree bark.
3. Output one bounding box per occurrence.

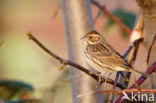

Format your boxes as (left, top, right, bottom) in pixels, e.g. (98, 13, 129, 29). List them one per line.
(136, 0, 156, 92)
(60, 0, 104, 103)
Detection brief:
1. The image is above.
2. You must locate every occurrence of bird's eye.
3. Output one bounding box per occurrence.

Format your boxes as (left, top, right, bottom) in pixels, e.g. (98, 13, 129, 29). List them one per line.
(89, 36, 93, 39)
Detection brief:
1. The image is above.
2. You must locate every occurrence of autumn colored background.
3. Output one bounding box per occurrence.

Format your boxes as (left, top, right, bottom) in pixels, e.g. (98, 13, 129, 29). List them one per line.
(0, 0, 150, 102)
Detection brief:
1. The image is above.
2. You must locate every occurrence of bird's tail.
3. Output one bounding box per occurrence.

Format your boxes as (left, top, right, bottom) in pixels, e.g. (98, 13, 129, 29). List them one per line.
(132, 69, 149, 77)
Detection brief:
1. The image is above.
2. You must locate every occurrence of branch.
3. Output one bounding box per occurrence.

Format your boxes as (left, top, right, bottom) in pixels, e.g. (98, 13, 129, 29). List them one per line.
(96, 89, 156, 94)
(109, 38, 144, 102)
(94, 9, 102, 25)
(26, 32, 125, 89)
(51, 2, 60, 20)
(115, 62, 156, 103)
(129, 14, 144, 43)
(77, 89, 156, 98)
(112, 14, 145, 102)
(26, 31, 153, 103)
(128, 14, 144, 64)
(146, 33, 156, 65)
(91, 0, 132, 35)
(113, 38, 144, 88)
(78, 61, 156, 100)
(116, 14, 144, 89)
(0, 41, 3, 47)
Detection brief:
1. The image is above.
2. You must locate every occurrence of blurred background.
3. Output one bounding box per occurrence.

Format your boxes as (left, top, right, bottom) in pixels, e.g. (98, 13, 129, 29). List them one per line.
(0, 0, 149, 103)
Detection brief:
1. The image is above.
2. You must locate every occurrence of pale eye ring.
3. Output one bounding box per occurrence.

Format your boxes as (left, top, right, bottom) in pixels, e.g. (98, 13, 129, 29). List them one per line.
(89, 36, 93, 39)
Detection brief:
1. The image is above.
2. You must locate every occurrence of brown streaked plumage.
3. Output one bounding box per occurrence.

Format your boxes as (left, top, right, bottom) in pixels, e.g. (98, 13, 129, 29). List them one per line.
(81, 30, 148, 77)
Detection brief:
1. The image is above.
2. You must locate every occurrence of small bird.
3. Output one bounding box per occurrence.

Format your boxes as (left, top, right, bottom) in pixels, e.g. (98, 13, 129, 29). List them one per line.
(81, 30, 148, 77)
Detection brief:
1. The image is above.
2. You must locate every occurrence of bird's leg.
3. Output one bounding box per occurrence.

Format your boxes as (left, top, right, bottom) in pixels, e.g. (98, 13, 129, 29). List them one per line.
(103, 71, 113, 82)
(119, 72, 129, 82)
(104, 72, 113, 87)
(96, 72, 103, 88)
(96, 72, 112, 88)
(96, 72, 107, 88)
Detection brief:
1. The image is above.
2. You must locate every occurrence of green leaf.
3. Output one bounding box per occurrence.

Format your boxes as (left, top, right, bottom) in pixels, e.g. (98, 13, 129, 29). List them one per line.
(7, 99, 41, 103)
(105, 8, 136, 37)
(0, 80, 33, 101)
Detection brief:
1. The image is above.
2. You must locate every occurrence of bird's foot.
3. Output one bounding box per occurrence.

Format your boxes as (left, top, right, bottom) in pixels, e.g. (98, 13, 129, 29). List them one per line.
(96, 73, 102, 88)
(96, 72, 112, 88)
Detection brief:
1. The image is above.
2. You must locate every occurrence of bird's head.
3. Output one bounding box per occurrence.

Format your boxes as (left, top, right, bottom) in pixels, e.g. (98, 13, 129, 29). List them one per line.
(81, 30, 104, 44)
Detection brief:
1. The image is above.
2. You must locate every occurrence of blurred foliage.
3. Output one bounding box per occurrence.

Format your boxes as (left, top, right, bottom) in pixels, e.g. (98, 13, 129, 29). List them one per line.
(0, 80, 37, 102)
(51, 71, 72, 103)
(7, 99, 41, 103)
(105, 8, 136, 37)
(0, 98, 5, 103)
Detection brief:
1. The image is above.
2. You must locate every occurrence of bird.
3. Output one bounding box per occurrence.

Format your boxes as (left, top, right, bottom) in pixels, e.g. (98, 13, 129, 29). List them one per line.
(81, 30, 148, 77)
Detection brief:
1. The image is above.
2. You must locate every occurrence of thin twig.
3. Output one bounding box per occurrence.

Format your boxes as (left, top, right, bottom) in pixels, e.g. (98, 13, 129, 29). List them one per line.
(112, 39, 143, 91)
(91, 0, 132, 35)
(94, 9, 102, 25)
(113, 73, 120, 89)
(128, 14, 144, 64)
(26, 32, 125, 89)
(113, 38, 144, 89)
(126, 13, 144, 89)
(116, 14, 144, 89)
(108, 72, 119, 103)
(110, 38, 143, 103)
(77, 88, 156, 98)
(51, 3, 60, 20)
(0, 41, 3, 47)
(115, 62, 156, 103)
(120, 14, 144, 88)
(146, 33, 156, 65)
(78, 62, 156, 99)
(112, 14, 144, 102)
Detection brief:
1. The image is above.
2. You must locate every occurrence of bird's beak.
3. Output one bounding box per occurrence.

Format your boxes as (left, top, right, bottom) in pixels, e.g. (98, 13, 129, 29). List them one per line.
(80, 36, 86, 41)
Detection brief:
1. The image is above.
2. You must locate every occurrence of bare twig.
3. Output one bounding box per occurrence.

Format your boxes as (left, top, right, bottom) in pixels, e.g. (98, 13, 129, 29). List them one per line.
(100, 89, 156, 93)
(128, 14, 144, 64)
(113, 38, 144, 89)
(91, 0, 132, 35)
(26, 32, 125, 89)
(51, 3, 60, 20)
(126, 14, 144, 88)
(107, 38, 143, 103)
(112, 38, 144, 91)
(110, 38, 143, 103)
(129, 14, 144, 43)
(77, 88, 156, 98)
(115, 62, 156, 103)
(108, 72, 119, 103)
(116, 14, 144, 89)
(27, 31, 147, 103)
(0, 41, 3, 47)
(123, 38, 144, 58)
(78, 62, 156, 100)
(94, 9, 102, 25)
(112, 14, 144, 102)
(113, 73, 120, 90)
(146, 33, 156, 65)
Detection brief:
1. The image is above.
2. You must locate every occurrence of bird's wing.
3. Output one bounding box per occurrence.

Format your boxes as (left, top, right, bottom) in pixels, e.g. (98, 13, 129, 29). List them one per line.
(97, 51, 131, 71)
(89, 44, 112, 56)
(88, 44, 132, 71)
